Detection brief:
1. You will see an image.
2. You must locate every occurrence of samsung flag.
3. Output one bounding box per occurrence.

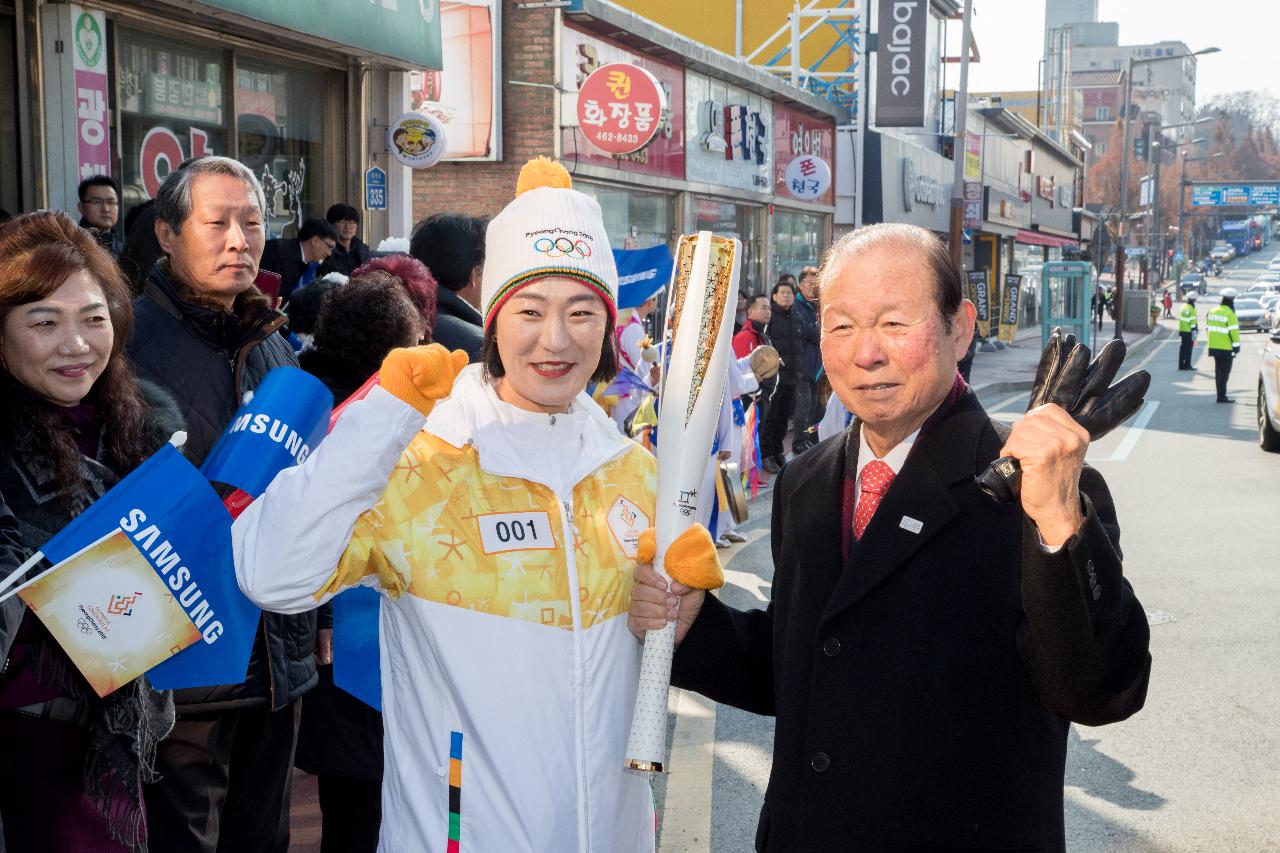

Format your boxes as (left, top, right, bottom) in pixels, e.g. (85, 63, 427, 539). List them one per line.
(0, 445, 258, 694)
(202, 368, 333, 497)
(614, 244, 675, 310)
(333, 586, 383, 710)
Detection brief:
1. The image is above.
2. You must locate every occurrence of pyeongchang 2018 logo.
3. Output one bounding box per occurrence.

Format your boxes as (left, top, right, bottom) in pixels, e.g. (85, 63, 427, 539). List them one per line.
(106, 592, 142, 617)
(532, 236, 593, 260)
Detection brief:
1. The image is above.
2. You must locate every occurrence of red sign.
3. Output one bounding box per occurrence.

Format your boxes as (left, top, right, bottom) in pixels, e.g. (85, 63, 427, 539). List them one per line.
(561, 26, 684, 180)
(577, 62, 667, 155)
(772, 102, 835, 206)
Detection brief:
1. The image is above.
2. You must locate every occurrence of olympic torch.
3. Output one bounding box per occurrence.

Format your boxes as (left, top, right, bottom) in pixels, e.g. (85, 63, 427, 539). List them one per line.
(624, 231, 740, 773)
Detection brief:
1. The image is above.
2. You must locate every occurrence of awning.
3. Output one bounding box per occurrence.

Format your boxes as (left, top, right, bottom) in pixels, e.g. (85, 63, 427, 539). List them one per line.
(1016, 228, 1078, 249)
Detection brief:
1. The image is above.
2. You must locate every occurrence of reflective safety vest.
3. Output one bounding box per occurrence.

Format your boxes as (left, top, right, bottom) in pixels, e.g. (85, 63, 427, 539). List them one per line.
(1178, 303, 1197, 333)
(1205, 305, 1240, 351)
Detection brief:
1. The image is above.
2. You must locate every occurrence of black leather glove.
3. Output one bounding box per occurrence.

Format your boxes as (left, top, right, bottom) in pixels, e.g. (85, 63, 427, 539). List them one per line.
(976, 329, 1151, 503)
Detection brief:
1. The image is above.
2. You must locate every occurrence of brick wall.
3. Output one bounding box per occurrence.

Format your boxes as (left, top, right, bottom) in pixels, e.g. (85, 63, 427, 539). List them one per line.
(411, 0, 558, 224)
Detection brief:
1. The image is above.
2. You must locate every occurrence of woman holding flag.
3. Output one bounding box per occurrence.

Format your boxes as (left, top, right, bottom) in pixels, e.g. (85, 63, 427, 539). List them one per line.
(234, 158, 721, 852)
(0, 212, 183, 852)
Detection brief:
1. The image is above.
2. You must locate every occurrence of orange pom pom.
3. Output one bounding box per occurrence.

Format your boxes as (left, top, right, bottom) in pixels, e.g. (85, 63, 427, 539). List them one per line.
(634, 525, 723, 591)
(515, 156, 572, 196)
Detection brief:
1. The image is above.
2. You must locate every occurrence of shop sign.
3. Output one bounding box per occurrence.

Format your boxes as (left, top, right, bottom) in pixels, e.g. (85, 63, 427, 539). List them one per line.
(902, 156, 943, 210)
(1036, 175, 1055, 204)
(875, 0, 928, 127)
(963, 131, 982, 181)
(985, 186, 1030, 228)
(966, 269, 991, 338)
(773, 102, 836, 205)
(410, 0, 501, 161)
(686, 71, 772, 193)
(364, 165, 387, 211)
(963, 181, 983, 228)
(998, 274, 1022, 342)
(1057, 183, 1073, 208)
(561, 25, 684, 180)
(138, 126, 214, 199)
(71, 6, 110, 181)
(784, 154, 832, 201)
(147, 73, 223, 125)
(577, 63, 667, 155)
(199, 0, 442, 70)
(387, 112, 447, 169)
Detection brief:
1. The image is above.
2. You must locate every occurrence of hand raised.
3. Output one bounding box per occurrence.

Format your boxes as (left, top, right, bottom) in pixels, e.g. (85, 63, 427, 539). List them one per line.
(378, 344, 469, 417)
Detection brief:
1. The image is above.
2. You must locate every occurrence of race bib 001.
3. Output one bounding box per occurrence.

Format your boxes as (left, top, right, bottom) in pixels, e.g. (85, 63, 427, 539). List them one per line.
(476, 511, 556, 554)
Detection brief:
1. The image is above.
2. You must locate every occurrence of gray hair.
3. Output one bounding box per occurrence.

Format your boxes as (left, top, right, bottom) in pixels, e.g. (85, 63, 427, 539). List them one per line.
(154, 156, 266, 234)
(817, 222, 963, 332)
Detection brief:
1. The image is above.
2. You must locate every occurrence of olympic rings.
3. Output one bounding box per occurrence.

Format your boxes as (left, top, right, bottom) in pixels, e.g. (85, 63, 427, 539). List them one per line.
(532, 236, 593, 260)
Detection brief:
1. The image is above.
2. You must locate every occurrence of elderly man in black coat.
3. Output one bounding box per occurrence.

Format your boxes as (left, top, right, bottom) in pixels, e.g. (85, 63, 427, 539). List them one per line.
(630, 223, 1151, 852)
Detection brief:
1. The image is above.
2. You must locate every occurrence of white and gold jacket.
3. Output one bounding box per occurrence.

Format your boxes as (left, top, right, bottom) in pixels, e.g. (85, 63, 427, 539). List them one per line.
(234, 365, 657, 853)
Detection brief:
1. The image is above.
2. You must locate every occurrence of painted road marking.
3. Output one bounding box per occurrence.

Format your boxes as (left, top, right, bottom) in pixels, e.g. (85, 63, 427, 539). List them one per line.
(1099, 400, 1160, 462)
(659, 687, 718, 853)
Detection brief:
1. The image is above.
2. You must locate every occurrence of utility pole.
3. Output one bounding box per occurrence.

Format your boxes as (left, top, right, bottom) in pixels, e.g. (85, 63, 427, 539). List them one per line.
(947, 2, 974, 272)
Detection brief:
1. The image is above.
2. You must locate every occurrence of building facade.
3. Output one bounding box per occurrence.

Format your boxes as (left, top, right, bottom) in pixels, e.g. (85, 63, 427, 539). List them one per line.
(1071, 69, 1127, 163)
(1070, 41, 1198, 132)
(411, 0, 848, 296)
(3, 0, 451, 243)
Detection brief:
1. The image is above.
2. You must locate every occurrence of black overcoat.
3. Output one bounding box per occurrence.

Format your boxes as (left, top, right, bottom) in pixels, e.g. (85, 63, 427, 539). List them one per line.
(672, 390, 1152, 852)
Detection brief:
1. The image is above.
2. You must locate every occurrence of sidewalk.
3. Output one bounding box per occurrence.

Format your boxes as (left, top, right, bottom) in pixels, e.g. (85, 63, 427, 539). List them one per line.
(968, 320, 1170, 398)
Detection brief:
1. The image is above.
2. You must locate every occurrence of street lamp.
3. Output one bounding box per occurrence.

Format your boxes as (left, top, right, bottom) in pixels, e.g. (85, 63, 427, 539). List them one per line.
(1177, 150, 1227, 272)
(1114, 46, 1220, 339)
(1149, 134, 1208, 280)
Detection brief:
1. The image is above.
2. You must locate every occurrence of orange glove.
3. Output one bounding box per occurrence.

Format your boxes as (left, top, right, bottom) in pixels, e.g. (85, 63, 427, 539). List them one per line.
(378, 345, 469, 417)
(636, 525, 724, 591)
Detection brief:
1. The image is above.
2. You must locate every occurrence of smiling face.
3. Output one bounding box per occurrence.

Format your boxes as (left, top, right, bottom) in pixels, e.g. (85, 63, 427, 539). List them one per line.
(155, 172, 265, 308)
(1, 270, 114, 407)
(492, 278, 609, 414)
(819, 243, 974, 453)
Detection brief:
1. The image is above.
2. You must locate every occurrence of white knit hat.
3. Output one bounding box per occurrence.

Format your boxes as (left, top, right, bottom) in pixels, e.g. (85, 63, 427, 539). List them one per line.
(480, 157, 618, 330)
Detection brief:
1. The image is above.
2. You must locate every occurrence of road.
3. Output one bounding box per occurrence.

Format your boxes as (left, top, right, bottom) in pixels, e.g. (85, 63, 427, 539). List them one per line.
(650, 245, 1280, 852)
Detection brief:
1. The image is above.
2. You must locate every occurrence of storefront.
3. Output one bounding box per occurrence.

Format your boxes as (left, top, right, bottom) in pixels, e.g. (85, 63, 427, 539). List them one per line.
(0, 1, 23, 215)
(29, 0, 442, 243)
(863, 131, 953, 237)
(772, 102, 835, 281)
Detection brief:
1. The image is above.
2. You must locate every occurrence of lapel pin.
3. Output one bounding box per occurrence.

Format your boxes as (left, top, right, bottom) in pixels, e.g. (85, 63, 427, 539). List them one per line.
(899, 516, 923, 534)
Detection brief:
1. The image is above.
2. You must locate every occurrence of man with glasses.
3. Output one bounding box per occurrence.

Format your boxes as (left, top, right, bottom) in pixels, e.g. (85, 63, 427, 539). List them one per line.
(76, 174, 122, 257)
(260, 217, 340, 301)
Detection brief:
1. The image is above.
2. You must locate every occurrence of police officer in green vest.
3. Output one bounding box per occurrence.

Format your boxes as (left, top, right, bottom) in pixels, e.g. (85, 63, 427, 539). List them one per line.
(1206, 287, 1241, 403)
(1178, 290, 1198, 370)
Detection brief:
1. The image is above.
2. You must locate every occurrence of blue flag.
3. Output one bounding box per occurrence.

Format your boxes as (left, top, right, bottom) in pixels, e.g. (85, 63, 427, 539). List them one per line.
(614, 244, 674, 309)
(201, 368, 332, 498)
(15, 445, 260, 692)
(333, 586, 382, 711)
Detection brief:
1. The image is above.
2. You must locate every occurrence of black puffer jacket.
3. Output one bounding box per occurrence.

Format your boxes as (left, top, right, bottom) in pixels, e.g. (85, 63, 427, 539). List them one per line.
(127, 261, 317, 713)
(767, 303, 808, 386)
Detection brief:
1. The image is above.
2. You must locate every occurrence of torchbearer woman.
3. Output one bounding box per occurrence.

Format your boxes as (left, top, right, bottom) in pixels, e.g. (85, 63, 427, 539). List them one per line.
(233, 159, 720, 853)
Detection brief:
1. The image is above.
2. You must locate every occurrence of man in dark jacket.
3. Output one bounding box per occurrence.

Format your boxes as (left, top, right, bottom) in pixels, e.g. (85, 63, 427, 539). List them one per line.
(630, 223, 1151, 853)
(320, 203, 370, 277)
(410, 213, 486, 361)
(129, 155, 317, 853)
(75, 174, 123, 257)
(791, 266, 822, 452)
(259, 217, 338, 302)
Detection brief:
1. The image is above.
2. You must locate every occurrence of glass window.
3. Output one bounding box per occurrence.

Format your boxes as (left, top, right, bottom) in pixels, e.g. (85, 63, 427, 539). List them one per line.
(575, 182, 672, 250)
(118, 28, 227, 219)
(694, 197, 761, 294)
(1012, 241, 1047, 329)
(772, 209, 823, 288)
(235, 57, 333, 237)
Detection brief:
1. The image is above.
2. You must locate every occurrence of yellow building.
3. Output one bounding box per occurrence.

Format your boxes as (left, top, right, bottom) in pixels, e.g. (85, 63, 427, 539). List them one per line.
(610, 0, 861, 104)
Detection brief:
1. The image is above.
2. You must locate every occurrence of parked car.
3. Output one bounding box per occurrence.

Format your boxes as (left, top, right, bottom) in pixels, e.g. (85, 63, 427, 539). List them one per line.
(1258, 327, 1280, 451)
(1260, 293, 1280, 328)
(1232, 297, 1267, 333)
(1268, 256, 1280, 271)
(1180, 272, 1207, 295)
(1247, 281, 1280, 298)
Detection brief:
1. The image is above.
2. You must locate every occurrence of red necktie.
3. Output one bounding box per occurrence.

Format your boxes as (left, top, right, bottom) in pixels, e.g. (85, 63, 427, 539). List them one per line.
(854, 460, 896, 540)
